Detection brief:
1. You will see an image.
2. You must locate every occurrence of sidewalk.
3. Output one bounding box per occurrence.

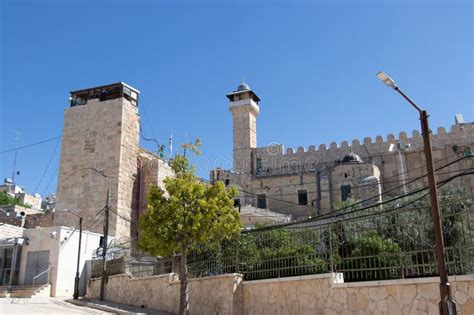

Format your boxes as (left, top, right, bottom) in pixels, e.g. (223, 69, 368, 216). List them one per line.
(67, 298, 172, 315)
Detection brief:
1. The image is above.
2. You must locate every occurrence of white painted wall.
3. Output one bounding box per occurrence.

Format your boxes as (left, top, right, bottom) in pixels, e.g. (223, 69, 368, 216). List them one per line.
(18, 226, 103, 297)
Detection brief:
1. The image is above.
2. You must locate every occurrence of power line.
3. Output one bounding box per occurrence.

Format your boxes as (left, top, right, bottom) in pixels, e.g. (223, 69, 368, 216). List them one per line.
(244, 170, 474, 232)
(233, 156, 471, 213)
(41, 164, 59, 196)
(0, 136, 61, 154)
(235, 168, 472, 199)
(34, 136, 61, 193)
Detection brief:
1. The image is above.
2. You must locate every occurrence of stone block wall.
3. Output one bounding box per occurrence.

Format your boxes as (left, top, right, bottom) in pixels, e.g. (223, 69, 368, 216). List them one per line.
(54, 96, 139, 238)
(88, 273, 242, 315)
(218, 122, 473, 218)
(243, 274, 474, 315)
(87, 272, 473, 314)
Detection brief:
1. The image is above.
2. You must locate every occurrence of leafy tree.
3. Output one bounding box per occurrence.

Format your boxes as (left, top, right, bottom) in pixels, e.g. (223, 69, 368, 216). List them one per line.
(240, 227, 328, 280)
(0, 191, 31, 208)
(138, 146, 241, 315)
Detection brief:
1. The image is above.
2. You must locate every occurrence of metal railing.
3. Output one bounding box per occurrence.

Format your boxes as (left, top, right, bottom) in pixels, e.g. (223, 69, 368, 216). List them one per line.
(32, 266, 51, 288)
(91, 189, 473, 283)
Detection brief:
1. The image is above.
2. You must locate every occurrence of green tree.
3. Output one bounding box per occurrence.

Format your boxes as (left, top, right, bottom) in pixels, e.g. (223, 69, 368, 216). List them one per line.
(0, 191, 31, 208)
(138, 146, 241, 315)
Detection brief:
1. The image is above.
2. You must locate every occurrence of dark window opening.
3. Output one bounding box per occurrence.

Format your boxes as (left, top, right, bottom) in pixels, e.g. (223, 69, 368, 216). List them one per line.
(257, 194, 266, 209)
(234, 199, 241, 207)
(225, 179, 230, 186)
(256, 158, 262, 173)
(298, 190, 308, 205)
(344, 173, 348, 178)
(341, 185, 352, 201)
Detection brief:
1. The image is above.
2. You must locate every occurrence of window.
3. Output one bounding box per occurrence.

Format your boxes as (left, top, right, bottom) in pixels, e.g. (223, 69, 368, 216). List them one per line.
(298, 190, 308, 205)
(225, 179, 230, 186)
(257, 194, 266, 209)
(256, 158, 262, 173)
(234, 199, 241, 207)
(341, 185, 351, 201)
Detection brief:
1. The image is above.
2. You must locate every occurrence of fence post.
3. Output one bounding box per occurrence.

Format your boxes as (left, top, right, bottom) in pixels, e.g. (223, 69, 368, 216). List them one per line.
(234, 237, 240, 274)
(328, 223, 334, 273)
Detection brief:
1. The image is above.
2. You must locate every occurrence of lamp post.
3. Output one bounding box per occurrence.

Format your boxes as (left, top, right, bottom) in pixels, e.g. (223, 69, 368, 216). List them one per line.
(376, 72, 457, 314)
(65, 209, 83, 300)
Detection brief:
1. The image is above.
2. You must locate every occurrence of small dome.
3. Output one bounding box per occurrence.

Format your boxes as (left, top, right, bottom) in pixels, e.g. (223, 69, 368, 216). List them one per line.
(341, 152, 363, 164)
(237, 82, 251, 91)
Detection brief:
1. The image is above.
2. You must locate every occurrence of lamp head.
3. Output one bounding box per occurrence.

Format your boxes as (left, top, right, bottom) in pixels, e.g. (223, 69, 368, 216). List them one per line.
(377, 71, 397, 89)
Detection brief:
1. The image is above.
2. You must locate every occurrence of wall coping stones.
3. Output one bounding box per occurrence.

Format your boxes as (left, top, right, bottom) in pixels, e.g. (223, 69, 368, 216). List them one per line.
(332, 274, 474, 288)
(243, 273, 342, 285)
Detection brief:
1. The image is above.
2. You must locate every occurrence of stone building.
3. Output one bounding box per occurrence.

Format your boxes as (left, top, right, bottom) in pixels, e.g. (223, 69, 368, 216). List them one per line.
(54, 82, 173, 243)
(211, 82, 473, 218)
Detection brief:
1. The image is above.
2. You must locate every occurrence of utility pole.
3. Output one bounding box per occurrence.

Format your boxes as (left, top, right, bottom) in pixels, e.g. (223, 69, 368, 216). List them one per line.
(377, 72, 456, 314)
(100, 189, 110, 301)
(73, 217, 83, 299)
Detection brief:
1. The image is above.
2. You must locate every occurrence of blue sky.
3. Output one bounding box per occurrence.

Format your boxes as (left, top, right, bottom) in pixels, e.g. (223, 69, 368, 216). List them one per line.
(1, 0, 472, 197)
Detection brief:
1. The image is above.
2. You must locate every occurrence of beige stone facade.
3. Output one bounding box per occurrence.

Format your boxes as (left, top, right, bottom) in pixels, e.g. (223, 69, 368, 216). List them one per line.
(87, 272, 474, 314)
(88, 273, 243, 314)
(54, 89, 139, 237)
(54, 82, 173, 240)
(212, 83, 474, 219)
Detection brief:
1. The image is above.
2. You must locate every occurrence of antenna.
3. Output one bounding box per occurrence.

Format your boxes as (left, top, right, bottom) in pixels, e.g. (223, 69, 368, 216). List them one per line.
(11, 130, 22, 185)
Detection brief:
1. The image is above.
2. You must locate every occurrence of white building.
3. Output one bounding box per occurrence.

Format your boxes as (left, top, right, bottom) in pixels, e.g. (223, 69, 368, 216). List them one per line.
(0, 224, 105, 297)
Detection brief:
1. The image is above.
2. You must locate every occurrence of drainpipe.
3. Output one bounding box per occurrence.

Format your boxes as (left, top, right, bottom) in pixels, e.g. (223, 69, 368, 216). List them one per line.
(9, 243, 18, 288)
(395, 142, 408, 195)
(316, 170, 322, 216)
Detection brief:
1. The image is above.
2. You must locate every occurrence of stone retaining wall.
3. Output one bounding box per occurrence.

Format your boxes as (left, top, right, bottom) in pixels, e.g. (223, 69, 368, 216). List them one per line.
(243, 274, 474, 315)
(88, 273, 474, 314)
(88, 273, 242, 314)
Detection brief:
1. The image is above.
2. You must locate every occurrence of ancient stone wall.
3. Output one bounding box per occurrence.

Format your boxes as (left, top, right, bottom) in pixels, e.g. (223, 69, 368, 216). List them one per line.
(219, 123, 473, 217)
(54, 96, 139, 238)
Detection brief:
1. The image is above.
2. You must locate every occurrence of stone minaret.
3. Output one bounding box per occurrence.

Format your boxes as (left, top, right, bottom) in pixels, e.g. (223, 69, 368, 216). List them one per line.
(54, 82, 140, 239)
(227, 82, 261, 175)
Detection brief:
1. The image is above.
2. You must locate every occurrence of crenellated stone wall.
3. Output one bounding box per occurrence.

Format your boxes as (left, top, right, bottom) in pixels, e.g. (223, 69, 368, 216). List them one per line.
(254, 123, 473, 175)
(87, 272, 474, 314)
(216, 122, 473, 218)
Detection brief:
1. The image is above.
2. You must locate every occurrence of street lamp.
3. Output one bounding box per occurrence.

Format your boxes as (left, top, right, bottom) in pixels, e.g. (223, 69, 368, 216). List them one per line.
(377, 71, 457, 315)
(64, 209, 83, 300)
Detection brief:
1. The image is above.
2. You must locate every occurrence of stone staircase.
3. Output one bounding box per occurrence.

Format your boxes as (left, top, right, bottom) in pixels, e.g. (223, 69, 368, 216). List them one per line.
(0, 284, 51, 298)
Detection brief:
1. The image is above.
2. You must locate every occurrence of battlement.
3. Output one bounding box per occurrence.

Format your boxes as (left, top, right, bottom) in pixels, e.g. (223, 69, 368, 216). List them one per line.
(253, 122, 473, 176)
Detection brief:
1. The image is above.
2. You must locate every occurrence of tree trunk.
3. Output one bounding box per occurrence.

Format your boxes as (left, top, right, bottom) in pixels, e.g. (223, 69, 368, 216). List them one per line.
(179, 247, 189, 315)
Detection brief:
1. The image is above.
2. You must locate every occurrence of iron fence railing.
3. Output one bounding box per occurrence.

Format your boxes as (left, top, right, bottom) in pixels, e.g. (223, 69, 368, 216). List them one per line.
(91, 189, 474, 283)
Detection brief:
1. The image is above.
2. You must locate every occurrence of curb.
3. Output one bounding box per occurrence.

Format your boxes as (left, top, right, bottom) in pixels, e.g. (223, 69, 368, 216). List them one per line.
(66, 298, 170, 315)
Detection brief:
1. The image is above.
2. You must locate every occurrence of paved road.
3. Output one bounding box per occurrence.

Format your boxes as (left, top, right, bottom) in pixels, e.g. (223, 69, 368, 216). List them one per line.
(0, 298, 107, 314)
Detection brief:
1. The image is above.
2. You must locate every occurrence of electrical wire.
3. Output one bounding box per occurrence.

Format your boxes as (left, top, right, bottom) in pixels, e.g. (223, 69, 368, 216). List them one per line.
(0, 136, 61, 154)
(243, 170, 474, 233)
(34, 135, 62, 193)
(233, 156, 471, 214)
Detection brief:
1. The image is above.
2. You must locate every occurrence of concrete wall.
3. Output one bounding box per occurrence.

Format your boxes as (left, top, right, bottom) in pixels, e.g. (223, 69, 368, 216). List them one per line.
(19, 226, 102, 297)
(88, 272, 473, 314)
(88, 273, 243, 315)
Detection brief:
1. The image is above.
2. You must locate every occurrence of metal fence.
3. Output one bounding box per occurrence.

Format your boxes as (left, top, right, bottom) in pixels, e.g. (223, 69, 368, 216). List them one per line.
(91, 189, 474, 283)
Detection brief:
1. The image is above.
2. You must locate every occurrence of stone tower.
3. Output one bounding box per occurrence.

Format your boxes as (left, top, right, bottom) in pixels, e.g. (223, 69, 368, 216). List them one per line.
(227, 82, 261, 174)
(54, 82, 140, 239)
